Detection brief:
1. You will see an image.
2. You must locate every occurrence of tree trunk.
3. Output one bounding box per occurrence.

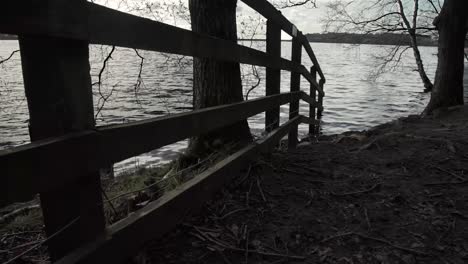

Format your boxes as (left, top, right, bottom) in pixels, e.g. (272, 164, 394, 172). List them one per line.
(187, 0, 252, 158)
(424, 0, 468, 114)
(408, 32, 434, 92)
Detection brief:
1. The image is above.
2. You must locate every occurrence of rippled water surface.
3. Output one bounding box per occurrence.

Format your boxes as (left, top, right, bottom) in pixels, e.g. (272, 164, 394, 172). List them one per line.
(0, 40, 441, 171)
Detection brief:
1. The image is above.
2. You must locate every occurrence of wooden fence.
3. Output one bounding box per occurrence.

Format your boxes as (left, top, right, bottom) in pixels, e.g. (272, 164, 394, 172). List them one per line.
(0, 0, 326, 263)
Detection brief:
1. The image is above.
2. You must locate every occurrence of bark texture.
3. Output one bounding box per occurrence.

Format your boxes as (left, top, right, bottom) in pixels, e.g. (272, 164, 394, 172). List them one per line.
(187, 0, 252, 157)
(424, 0, 468, 114)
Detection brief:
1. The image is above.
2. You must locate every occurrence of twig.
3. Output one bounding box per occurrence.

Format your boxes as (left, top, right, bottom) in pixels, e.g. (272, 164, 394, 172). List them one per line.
(0, 231, 42, 238)
(230, 247, 305, 260)
(246, 181, 253, 208)
(364, 207, 371, 230)
(101, 186, 118, 218)
(214, 208, 249, 220)
(321, 231, 354, 243)
(133, 49, 145, 107)
(424, 180, 468, 186)
(245, 65, 261, 101)
(217, 250, 233, 264)
(94, 45, 116, 118)
(0, 239, 45, 253)
(431, 166, 466, 181)
(354, 232, 430, 256)
(330, 184, 381, 196)
(450, 211, 468, 219)
(245, 227, 249, 264)
(191, 225, 305, 260)
(3, 217, 80, 264)
(0, 205, 40, 224)
(322, 232, 431, 256)
(256, 176, 267, 202)
(236, 164, 253, 187)
(191, 225, 233, 249)
(0, 50, 19, 65)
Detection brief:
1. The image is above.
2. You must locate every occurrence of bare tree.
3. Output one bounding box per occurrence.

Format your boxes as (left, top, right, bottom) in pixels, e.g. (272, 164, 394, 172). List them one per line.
(324, 0, 437, 92)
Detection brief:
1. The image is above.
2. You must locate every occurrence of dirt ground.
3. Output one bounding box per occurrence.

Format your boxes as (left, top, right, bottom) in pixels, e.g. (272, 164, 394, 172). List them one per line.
(135, 106, 468, 264)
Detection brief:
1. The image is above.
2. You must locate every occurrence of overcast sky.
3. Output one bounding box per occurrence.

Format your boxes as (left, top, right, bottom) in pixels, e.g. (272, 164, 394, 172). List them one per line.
(103, 0, 330, 35)
(102, 0, 442, 36)
(238, 1, 329, 34)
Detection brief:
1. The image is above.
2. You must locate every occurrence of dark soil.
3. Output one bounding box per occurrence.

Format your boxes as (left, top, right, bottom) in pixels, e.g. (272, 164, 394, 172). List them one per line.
(136, 106, 468, 264)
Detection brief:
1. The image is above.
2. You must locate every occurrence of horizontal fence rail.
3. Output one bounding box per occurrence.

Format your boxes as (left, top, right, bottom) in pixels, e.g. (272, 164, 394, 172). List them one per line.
(0, 92, 311, 207)
(0, 0, 327, 262)
(0, 1, 322, 91)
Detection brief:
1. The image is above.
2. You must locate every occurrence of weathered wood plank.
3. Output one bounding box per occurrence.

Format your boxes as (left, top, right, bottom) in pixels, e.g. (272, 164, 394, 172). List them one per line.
(241, 0, 297, 37)
(318, 79, 325, 118)
(98, 92, 302, 165)
(56, 115, 304, 264)
(265, 20, 282, 132)
(299, 34, 326, 82)
(0, 2, 303, 74)
(259, 116, 303, 154)
(299, 116, 321, 126)
(300, 67, 324, 96)
(309, 66, 318, 134)
(0, 92, 303, 206)
(288, 38, 302, 149)
(300, 91, 318, 107)
(0, 131, 100, 207)
(0, 2, 323, 92)
(0, 0, 87, 39)
(18, 12, 105, 259)
(88, 4, 300, 72)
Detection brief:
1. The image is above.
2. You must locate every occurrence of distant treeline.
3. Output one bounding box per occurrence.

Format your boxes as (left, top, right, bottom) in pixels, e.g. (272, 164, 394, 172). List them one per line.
(0, 34, 17, 40)
(305, 33, 437, 46)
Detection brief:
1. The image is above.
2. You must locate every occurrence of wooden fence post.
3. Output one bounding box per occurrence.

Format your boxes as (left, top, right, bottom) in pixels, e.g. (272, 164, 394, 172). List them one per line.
(288, 36, 302, 149)
(265, 19, 281, 132)
(18, 1, 104, 260)
(318, 79, 325, 120)
(309, 66, 317, 135)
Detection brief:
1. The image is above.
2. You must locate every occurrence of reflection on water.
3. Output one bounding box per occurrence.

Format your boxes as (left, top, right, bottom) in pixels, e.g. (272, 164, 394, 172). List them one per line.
(0, 41, 440, 172)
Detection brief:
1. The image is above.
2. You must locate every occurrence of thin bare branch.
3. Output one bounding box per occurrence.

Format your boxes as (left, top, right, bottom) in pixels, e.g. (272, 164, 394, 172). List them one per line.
(0, 50, 19, 65)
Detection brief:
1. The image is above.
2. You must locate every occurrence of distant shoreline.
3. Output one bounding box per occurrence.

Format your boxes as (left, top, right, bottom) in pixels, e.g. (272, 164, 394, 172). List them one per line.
(238, 39, 438, 47)
(1, 34, 448, 47)
(240, 33, 439, 47)
(0, 34, 18, 40)
(0, 34, 17, 40)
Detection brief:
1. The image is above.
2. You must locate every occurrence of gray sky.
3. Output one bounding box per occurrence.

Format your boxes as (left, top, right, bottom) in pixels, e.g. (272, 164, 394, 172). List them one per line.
(103, 0, 330, 34)
(238, 1, 328, 34)
(102, 0, 443, 36)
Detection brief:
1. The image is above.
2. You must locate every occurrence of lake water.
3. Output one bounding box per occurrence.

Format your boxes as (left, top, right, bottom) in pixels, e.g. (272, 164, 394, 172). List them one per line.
(0, 41, 442, 173)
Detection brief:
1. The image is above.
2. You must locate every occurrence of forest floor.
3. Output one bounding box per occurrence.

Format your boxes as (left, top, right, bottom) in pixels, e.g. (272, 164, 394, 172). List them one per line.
(135, 106, 468, 264)
(2, 106, 468, 263)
